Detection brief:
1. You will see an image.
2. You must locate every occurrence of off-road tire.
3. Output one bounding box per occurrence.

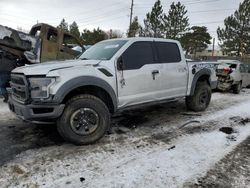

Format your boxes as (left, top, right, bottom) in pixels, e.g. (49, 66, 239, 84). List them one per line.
(186, 81, 212, 112)
(233, 82, 242, 94)
(57, 94, 110, 145)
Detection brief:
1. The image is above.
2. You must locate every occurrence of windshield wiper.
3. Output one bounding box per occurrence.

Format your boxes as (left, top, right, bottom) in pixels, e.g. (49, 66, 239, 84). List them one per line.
(80, 57, 89, 60)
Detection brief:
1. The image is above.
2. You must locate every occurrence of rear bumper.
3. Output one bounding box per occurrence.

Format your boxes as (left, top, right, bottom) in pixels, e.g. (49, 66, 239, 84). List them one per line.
(8, 96, 65, 121)
(217, 81, 232, 91)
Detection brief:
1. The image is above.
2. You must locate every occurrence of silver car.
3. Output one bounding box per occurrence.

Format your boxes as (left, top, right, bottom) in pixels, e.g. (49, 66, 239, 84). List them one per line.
(216, 60, 250, 93)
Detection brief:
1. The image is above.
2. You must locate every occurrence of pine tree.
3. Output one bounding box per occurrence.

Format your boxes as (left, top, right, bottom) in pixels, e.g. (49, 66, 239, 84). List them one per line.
(141, 0, 164, 37)
(127, 16, 141, 37)
(164, 2, 189, 40)
(57, 18, 69, 32)
(81, 28, 107, 45)
(69, 21, 80, 39)
(217, 0, 250, 56)
(107, 29, 123, 39)
(181, 26, 211, 58)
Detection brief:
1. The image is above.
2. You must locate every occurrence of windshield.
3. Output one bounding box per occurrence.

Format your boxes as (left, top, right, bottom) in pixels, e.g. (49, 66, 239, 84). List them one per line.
(79, 40, 128, 60)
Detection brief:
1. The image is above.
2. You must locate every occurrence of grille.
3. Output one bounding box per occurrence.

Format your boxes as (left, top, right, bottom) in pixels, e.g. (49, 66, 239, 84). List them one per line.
(10, 74, 29, 103)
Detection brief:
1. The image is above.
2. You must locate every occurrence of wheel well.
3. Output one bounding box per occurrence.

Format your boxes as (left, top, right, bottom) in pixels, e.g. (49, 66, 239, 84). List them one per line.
(197, 74, 210, 85)
(62, 85, 115, 113)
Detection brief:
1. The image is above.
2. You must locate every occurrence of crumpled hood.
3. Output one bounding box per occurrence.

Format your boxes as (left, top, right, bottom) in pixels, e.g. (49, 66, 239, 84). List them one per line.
(12, 59, 100, 75)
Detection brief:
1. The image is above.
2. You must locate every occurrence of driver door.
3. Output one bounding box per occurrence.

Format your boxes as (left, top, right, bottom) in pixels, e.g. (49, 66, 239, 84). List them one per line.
(116, 41, 162, 108)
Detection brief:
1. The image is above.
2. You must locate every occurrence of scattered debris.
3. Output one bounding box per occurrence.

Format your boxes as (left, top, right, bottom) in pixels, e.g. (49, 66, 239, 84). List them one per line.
(80, 177, 85, 182)
(230, 116, 243, 122)
(12, 164, 28, 175)
(240, 118, 250, 125)
(168, 146, 176, 150)
(181, 112, 202, 116)
(179, 120, 201, 129)
(114, 127, 130, 134)
(219, 127, 234, 135)
(226, 135, 237, 141)
(229, 116, 250, 125)
(8, 125, 16, 129)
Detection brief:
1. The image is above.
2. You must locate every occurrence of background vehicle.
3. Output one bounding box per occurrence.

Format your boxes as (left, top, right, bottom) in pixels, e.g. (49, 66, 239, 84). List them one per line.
(0, 23, 84, 64)
(216, 60, 250, 93)
(9, 38, 216, 145)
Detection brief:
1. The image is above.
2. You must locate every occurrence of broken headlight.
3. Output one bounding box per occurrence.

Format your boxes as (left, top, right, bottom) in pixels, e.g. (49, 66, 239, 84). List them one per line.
(29, 77, 55, 99)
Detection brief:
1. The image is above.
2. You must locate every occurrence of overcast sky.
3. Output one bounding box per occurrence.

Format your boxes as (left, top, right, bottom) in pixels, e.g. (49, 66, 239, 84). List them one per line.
(0, 0, 243, 43)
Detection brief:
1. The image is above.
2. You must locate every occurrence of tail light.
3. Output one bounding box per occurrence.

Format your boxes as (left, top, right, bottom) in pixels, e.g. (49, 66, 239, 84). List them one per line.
(223, 67, 233, 74)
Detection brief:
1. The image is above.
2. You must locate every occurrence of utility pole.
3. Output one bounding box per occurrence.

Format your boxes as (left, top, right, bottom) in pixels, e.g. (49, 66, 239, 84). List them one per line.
(212, 38, 215, 58)
(129, 0, 134, 35)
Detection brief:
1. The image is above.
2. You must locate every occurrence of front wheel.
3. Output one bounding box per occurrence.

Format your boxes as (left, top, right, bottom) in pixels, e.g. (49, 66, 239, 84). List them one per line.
(57, 94, 110, 145)
(186, 81, 212, 112)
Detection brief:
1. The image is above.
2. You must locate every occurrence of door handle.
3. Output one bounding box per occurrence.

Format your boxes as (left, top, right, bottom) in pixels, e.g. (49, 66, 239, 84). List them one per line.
(152, 70, 159, 80)
(152, 70, 159, 74)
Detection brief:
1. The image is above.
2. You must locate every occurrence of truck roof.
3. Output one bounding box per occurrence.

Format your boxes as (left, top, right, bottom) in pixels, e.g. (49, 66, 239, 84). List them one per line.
(217, 60, 241, 64)
(102, 37, 179, 44)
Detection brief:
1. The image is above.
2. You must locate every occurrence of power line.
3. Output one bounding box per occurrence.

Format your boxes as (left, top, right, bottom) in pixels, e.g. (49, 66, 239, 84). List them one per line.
(189, 8, 235, 14)
(134, 0, 221, 8)
(191, 20, 224, 25)
(76, 7, 128, 23)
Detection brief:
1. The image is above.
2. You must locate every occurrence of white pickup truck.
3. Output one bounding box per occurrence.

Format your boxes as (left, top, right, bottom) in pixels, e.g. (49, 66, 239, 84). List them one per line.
(8, 38, 217, 145)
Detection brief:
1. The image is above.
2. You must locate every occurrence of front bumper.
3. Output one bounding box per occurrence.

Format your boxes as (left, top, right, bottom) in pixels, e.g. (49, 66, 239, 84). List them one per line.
(8, 96, 65, 121)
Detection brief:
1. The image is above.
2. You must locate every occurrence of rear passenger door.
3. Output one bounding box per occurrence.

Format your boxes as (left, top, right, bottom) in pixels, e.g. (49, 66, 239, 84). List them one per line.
(154, 41, 188, 98)
(116, 41, 162, 108)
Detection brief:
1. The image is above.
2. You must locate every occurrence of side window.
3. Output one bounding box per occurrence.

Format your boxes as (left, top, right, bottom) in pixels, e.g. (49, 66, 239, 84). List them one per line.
(155, 42, 181, 63)
(240, 64, 246, 73)
(47, 29, 57, 42)
(122, 41, 154, 70)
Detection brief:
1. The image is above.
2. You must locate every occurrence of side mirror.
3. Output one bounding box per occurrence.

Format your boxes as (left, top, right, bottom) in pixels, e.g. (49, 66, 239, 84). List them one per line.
(117, 56, 124, 71)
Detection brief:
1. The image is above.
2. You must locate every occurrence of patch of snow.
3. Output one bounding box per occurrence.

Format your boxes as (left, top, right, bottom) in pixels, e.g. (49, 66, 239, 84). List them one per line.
(0, 102, 9, 114)
(0, 101, 15, 120)
(18, 32, 37, 48)
(41, 125, 250, 188)
(199, 99, 250, 122)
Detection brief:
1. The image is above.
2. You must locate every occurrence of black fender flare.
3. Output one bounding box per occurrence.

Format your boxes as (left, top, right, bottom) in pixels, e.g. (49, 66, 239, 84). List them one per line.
(190, 68, 212, 96)
(53, 76, 117, 111)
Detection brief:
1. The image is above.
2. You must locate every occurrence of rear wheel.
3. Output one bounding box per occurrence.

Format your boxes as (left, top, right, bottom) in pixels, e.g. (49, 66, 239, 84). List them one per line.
(233, 82, 242, 94)
(57, 94, 110, 145)
(186, 81, 212, 112)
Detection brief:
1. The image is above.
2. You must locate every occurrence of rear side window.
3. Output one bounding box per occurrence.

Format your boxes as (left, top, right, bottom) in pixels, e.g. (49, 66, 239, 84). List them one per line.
(122, 41, 154, 70)
(240, 64, 246, 73)
(155, 42, 181, 63)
